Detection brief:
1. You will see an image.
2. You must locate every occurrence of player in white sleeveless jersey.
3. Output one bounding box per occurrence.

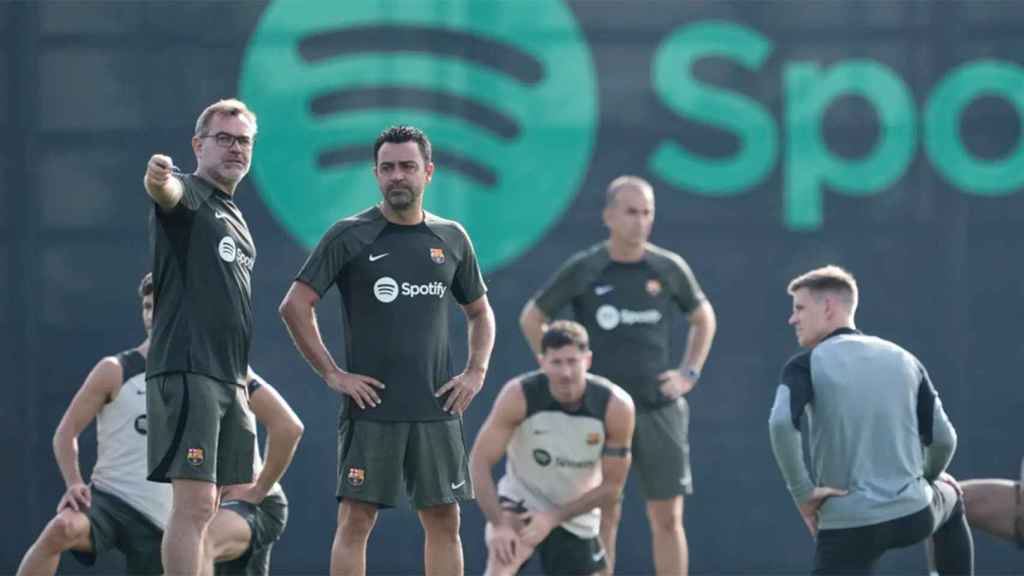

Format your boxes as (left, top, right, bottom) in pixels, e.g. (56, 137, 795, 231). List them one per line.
(471, 321, 635, 576)
(17, 273, 173, 576)
(204, 368, 303, 576)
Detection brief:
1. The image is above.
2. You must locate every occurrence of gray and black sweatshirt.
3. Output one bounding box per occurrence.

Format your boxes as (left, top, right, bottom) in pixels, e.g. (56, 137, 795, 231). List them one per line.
(769, 327, 957, 530)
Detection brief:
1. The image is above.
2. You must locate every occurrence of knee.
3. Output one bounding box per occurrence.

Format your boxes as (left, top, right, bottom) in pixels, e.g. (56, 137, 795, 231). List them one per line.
(338, 503, 378, 542)
(421, 504, 461, 540)
(647, 501, 684, 534)
(174, 497, 218, 528)
(40, 512, 85, 550)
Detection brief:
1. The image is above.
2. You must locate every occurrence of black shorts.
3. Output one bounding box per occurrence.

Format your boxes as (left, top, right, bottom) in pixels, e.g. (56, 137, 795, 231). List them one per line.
(215, 490, 288, 576)
(70, 488, 163, 575)
(633, 398, 692, 499)
(499, 496, 607, 576)
(813, 482, 971, 575)
(337, 418, 472, 508)
(147, 372, 256, 485)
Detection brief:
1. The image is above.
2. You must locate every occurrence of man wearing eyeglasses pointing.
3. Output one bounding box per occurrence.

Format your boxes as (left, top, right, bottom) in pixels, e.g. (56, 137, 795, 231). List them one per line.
(143, 99, 260, 576)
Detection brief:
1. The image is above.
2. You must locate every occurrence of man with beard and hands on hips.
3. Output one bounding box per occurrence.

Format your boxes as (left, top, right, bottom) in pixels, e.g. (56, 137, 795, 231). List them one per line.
(470, 321, 635, 576)
(17, 273, 171, 576)
(769, 265, 973, 575)
(144, 99, 260, 576)
(203, 368, 302, 576)
(520, 175, 716, 575)
(279, 125, 496, 576)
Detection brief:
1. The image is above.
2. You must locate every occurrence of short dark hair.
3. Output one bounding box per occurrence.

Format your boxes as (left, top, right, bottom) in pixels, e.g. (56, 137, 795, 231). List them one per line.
(787, 265, 858, 309)
(138, 272, 154, 298)
(373, 125, 432, 165)
(540, 320, 590, 354)
(194, 98, 258, 136)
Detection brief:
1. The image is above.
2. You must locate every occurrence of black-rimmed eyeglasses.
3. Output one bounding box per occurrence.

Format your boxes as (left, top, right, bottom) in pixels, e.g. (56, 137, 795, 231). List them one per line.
(201, 132, 254, 150)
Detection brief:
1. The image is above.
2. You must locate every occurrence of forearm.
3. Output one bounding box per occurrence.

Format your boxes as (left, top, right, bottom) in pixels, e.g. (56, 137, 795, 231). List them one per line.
(465, 306, 495, 374)
(53, 432, 84, 487)
(255, 428, 302, 494)
(599, 499, 622, 573)
(681, 303, 716, 373)
(555, 482, 623, 524)
(519, 303, 547, 357)
(923, 406, 957, 481)
(280, 300, 340, 379)
(470, 459, 505, 526)
(769, 414, 815, 504)
(144, 175, 183, 209)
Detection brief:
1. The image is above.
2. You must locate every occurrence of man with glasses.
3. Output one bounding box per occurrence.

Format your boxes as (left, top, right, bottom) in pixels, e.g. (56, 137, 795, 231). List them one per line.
(143, 99, 260, 576)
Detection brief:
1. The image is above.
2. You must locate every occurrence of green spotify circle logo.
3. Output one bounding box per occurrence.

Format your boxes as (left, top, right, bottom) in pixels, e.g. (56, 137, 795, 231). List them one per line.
(240, 1, 597, 272)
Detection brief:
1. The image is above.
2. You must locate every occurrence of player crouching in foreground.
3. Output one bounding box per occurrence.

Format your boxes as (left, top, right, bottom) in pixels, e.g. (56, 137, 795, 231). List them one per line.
(471, 320, 635, 576)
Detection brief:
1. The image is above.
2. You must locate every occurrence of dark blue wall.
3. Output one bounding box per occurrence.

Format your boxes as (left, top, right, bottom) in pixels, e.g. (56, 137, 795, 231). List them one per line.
(3, 2, 1022, 574)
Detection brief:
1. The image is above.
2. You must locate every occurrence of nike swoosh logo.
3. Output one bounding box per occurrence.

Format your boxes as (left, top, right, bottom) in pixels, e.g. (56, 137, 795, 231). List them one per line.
(214, 211, 229, 220)
(450, 480, 466, 490)
(368, 253, 390, 262)
(591, 549, 606, 562)
(594, 285, 614, 296)
(533, 429, 549, 435)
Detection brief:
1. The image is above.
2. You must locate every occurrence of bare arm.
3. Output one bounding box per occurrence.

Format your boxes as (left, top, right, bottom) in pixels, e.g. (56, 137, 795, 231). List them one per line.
(598, 391, 635, 575)
(53, 357, 121, 511)
(247, 377, 304, 497)
(660, 299, 718, 398)
(278, 281, 384, 409)
(144, 154, 184, 210)
(681, 299, 716, 377)
(599, 499, 623, 576)
(464, 294, 496, 376)
(436, 294, 496, 414)
(470, 380, 528, 566)
(469, 379, 525, 526)
(278, 281, 336, 379)
(518, 300, 549, 357)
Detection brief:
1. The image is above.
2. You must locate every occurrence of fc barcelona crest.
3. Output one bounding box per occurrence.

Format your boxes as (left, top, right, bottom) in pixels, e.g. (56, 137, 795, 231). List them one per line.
(347, 467, 365, 487)
(586, 432, 602, 445)
(646, 279, 662, 296)
(430, 248, 445, 264)
(186, 447, 205, 467)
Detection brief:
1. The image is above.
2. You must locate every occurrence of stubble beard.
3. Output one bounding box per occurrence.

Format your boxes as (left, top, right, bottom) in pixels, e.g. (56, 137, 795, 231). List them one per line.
(385, 187, 420, 211)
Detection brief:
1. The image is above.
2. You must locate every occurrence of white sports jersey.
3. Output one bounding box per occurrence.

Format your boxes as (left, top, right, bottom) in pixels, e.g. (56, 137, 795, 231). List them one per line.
(497, 372, 612, 538)
(91, 350, 172, 529)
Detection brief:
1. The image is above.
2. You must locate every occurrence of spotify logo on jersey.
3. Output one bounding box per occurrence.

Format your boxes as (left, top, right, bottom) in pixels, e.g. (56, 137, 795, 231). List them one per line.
(240, 0, 597, 273)
(373, 277, 448, 303)
(373, 277, 399, 303)
(218, 236, 237, 263)
(595, 305, 664, 330)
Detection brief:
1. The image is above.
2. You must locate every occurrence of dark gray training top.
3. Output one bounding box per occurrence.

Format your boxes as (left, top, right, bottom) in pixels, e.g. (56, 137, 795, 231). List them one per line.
(148, 174, 255, 387)
(769, 327, 957, 530)
(297, 205, 487, 422)
(532, 242, 705, 412)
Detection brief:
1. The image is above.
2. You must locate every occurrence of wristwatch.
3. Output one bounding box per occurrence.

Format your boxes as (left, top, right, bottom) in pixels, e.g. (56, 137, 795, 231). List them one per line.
(683, 367, 701, 381)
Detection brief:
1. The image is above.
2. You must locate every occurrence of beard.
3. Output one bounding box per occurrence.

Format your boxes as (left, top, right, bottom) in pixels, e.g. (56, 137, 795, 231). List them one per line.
(384, 186, 420, 211)
(207, 161, 249, 188)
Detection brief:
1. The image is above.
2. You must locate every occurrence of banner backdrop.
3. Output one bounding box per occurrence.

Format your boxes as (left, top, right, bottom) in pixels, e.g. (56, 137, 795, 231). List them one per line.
(3, 1, 1021, 573)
